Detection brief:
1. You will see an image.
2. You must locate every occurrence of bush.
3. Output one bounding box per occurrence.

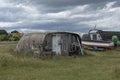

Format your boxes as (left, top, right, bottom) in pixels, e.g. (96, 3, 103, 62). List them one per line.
(0, 30, 23, 41)
(117, 41, 120, 46)
(0, 35, 8, 41)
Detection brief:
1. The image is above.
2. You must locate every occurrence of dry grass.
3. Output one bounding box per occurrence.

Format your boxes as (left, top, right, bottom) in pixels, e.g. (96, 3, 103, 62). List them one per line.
(0, 42, 120, 80)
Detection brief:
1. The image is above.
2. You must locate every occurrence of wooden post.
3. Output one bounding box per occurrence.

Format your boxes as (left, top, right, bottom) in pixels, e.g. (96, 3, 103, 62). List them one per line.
(77, 37, 84, 55)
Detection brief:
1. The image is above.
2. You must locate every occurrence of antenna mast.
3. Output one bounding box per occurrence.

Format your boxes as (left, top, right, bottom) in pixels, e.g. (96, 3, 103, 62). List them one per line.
(94, 24, 97, 29)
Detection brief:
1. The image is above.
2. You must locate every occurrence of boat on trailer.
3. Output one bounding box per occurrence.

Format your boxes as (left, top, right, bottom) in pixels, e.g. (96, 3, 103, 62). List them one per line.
(81, 28, 119, 50)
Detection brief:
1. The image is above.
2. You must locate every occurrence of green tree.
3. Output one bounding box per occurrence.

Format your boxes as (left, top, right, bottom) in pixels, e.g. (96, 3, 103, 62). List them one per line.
(0, 29, 8, 35)
(11, 30, 19, 33)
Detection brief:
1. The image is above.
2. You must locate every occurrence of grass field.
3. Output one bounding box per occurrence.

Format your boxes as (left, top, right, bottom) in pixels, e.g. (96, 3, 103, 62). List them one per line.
(0, 42, 120, 80)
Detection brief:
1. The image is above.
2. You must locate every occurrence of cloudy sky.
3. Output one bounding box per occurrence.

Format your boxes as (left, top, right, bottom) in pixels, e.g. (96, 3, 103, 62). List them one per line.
(0, 0, 120, 33)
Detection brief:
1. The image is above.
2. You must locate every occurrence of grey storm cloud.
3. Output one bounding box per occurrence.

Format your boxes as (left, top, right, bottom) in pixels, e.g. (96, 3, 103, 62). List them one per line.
(7, 0, 116, 12)
(0, 0, 120, 33)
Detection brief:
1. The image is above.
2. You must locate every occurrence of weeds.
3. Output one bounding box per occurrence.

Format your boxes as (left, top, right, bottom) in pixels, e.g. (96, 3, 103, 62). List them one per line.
(113, 65, 120, 79)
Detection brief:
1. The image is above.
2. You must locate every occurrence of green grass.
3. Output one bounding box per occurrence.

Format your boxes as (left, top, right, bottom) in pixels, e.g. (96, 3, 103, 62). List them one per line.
(0, 43, 120, 80)
(0, 41, 18, 44)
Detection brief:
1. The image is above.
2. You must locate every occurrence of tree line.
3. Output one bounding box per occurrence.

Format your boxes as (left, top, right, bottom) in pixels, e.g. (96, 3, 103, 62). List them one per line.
(0, 29, 23, 41)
